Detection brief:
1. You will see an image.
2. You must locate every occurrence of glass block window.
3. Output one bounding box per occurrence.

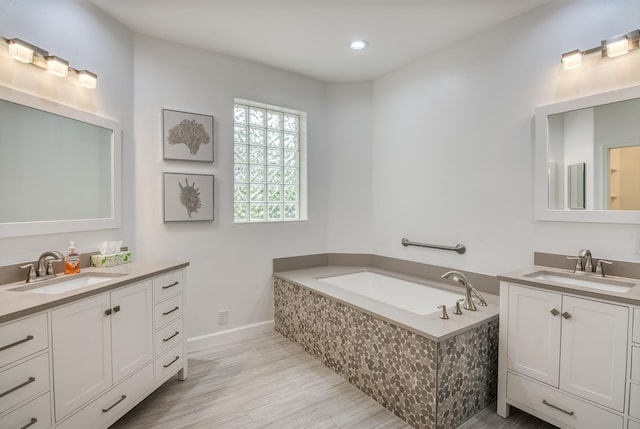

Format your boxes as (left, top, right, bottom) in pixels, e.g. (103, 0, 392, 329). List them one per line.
(234, 99, 306, 223)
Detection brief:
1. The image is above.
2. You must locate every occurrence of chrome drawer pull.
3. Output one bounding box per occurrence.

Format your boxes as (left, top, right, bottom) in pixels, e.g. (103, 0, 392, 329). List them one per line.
(162, 281, 179, 290)
(102, 394, 126, 413)
(163, 331, 180, 342)
(163, 356, 180, 368)
(162, 306, 179, 316)
(0, 376, 35, 398)
(0, 335, 34, 352)
(542, 399, 574, 416)
(20, 417, 38, 429)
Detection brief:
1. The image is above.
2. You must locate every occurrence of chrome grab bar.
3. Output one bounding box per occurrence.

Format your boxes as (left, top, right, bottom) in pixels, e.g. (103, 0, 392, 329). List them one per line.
(401, 238, 466, 254)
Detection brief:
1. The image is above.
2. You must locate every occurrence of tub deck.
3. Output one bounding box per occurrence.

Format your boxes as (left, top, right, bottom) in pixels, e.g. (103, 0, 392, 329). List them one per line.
(274, 265, 498, 342)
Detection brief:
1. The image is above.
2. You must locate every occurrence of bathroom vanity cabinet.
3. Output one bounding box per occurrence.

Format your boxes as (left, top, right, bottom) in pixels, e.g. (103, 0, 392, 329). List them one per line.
(0, 263, 187, 429)
(52, 280, 154, 422)
(498, 280, 639, 429)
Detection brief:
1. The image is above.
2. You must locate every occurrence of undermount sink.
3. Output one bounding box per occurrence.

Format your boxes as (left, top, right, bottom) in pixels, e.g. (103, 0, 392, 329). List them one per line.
(524, 270, 636, 293)
(9, 272, 126, 295)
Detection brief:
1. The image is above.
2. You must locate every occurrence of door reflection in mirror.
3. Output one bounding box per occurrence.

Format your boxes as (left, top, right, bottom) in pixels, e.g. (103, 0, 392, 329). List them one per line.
(568, 163, 585, 209)
(607, 146, 640, 210)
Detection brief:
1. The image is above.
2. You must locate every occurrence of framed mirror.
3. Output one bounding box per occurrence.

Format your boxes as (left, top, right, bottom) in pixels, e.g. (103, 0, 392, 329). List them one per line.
(0, 86, 121, 237)
(535, 84, 640, 224)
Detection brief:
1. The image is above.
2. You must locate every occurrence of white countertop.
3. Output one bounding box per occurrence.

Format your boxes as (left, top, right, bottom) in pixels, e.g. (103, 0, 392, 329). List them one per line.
(0, 260, 189, 324)
(274, 265, 499, 342)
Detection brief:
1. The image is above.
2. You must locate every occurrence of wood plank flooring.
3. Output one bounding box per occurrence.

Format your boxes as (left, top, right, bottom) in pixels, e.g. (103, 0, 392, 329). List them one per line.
(111, 331, 557, 429)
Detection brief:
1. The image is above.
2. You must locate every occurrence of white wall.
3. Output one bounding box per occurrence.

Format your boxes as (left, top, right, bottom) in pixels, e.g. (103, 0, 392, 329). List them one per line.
(326, 83, 373, 252)
(0, 0, 134, 265)
(133, 36, 330, 342)
(369, 0, 640, 275)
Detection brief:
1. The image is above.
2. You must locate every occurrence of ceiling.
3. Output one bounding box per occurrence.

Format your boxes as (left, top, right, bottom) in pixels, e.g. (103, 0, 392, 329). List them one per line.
(88, 0, 551, 83)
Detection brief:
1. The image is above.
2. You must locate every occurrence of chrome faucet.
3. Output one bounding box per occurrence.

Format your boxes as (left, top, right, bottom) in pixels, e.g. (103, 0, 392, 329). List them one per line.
(37, 251, 64, 277)
(567, 249, 613, 277)
(19, 250, 64, 283)
(578, 249, 593, 272)
(441, 270, 487, 311)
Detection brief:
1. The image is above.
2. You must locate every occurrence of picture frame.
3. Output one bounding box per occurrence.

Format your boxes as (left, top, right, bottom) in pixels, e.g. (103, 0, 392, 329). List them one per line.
(163, 173, 214, 222)
(163, 109, 214, 162)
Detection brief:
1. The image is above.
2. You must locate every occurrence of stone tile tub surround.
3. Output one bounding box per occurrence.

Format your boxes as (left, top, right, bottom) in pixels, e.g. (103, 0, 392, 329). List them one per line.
(273, 265, 499, 429)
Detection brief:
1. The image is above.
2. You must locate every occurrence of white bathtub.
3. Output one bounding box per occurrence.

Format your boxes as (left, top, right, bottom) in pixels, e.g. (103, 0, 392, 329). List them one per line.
(318, 271, 465, 316)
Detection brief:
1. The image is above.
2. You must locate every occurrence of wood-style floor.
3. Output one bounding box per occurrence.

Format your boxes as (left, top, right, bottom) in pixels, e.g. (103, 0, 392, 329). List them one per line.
(111, 331, 557, 429)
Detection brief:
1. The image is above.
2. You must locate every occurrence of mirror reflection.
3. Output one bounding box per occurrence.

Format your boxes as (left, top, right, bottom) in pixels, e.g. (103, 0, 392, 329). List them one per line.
(0, 99, 113, 223)
(547, 98, 640, 211)
(0, 86, 121, 238)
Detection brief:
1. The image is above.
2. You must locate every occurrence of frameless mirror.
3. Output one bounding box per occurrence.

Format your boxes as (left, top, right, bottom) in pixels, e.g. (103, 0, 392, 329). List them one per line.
(535, 84, 640, 224)
(0, 86, 121, 237)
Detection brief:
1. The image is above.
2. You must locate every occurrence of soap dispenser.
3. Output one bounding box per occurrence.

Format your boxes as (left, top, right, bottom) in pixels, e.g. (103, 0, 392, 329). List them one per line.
(64, 241, 81, 274)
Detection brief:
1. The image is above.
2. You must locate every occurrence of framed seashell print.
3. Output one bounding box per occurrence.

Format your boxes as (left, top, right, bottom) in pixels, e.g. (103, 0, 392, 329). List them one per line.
(163, 109, 214, 162)
(163, 173, 214, 222)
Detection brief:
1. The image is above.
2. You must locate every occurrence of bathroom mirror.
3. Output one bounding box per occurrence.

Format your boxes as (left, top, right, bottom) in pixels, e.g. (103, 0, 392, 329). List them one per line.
(535, 84, 640, 223)
(0, 86, 121, 237)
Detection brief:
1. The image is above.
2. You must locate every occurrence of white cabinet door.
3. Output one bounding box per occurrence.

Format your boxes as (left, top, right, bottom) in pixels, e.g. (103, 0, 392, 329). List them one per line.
(111, 280, 153, 384)
(507, 285, 562, 386)
(559, 296, 628, 411)
(51, 293, 112, 421)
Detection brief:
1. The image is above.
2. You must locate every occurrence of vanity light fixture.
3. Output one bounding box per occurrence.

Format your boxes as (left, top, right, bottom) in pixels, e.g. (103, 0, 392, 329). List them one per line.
(350, 40, 369, 51)
(561, 50, 582, 70)
(1, 36, 97, 88)
(77, 70, 97, 89)
(46, 56, 69, 77)
(8, 38, 44, 63)
(604, 34, 630, 58)
(562, 29, 640, 70)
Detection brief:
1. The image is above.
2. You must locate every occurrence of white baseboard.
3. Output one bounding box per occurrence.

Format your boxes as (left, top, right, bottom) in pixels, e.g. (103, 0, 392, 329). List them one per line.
(186, 320, 275, 353)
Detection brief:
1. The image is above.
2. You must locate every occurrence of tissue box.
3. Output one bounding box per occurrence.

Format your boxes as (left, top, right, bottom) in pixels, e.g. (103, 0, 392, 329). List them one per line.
(91, 252, 132, 268)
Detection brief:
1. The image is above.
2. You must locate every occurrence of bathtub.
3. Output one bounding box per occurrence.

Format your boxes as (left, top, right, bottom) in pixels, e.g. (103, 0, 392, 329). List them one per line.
(318, 271, 465, 316)
(273, 266, 499, 429)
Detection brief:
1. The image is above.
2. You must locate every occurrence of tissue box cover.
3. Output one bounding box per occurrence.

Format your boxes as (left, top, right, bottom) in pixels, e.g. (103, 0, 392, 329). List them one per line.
(91, 252, 132, 268)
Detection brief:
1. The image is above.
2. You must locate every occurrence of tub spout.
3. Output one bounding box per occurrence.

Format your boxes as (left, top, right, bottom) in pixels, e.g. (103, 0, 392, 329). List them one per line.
(441, 270, 486, 311)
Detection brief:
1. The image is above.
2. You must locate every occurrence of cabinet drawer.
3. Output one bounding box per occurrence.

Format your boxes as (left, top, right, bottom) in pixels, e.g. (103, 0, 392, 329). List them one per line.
(0, 353, 50, 415)
(633, 346, 640, 382)
(630, 419, 640, 429)
(0, 392, 51, 429)
(506, 372, 623, 429)
(0, 313, 48, 368)
(153, 270, 183, 304)
(155, 343, 184, 385)
(634, 308, 640, 344)
(57, 363, 153, 429)
(155, 318, 183, 357)
(154, 294, 183, 329)
(631, 383, 640, 420)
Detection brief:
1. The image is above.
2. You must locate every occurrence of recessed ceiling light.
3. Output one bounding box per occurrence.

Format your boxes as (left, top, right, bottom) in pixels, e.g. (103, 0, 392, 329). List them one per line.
(349, 40, 368, 51)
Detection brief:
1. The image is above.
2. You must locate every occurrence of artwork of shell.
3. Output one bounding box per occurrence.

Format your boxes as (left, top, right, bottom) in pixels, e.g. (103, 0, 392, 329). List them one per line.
(163, 109, 214, 162)
(164, 173, 214, 222)
(178, 178, 202, 218)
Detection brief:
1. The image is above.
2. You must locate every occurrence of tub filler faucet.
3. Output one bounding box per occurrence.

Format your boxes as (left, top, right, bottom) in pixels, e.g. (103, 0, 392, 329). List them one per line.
(441, 270, 487, 311)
